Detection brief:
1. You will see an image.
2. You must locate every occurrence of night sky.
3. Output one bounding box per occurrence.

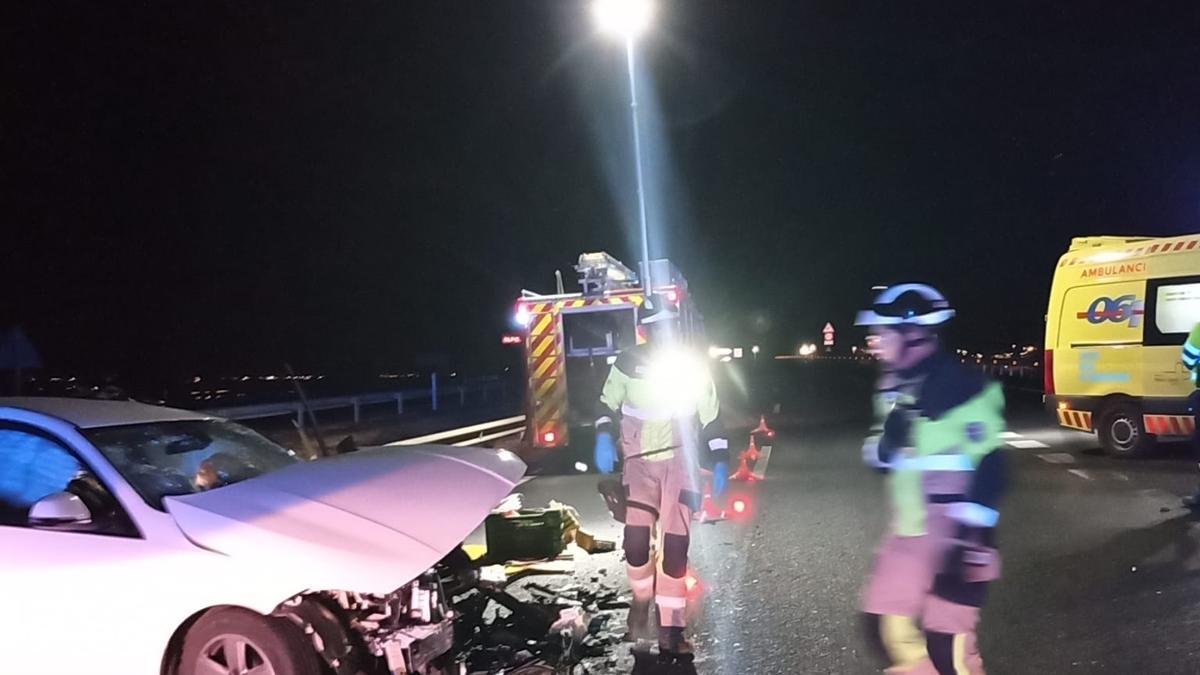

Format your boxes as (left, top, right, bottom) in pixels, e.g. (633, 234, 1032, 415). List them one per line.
(5, 2, 1200, 380)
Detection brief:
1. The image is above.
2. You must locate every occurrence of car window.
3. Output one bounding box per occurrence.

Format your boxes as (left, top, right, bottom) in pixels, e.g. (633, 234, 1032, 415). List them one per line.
(0, 426, 137, 536)
(84, 419, 301, 510)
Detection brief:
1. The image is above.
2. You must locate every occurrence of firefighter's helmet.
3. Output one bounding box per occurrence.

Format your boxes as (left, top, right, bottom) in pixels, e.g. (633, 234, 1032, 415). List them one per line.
(855, 284, 955, 327)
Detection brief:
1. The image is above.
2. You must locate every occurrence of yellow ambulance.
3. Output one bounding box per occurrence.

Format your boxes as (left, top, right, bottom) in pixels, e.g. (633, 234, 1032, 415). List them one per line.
(1045, 233, 1200, 456)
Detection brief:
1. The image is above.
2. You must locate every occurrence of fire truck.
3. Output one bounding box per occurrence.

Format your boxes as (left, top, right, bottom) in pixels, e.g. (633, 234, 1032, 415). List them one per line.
(514, 252, 704, 454)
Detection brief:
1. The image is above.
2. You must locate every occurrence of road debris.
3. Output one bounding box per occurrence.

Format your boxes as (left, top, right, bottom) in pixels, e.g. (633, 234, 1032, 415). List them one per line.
(447, 499, 628, 674)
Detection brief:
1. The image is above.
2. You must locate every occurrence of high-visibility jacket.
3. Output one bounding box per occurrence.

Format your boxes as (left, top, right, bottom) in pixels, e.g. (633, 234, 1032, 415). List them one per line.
(1183, 323, 1200, 387)
(595, 344, 727, 465)
(873, 353, 1008, 537)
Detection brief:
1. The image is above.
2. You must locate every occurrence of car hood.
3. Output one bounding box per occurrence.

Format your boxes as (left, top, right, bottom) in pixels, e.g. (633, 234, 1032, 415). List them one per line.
(164, 445, 525, 594)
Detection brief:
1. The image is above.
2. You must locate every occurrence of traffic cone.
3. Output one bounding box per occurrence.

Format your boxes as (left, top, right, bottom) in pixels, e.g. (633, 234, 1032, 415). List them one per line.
(743, 438, 761, 462)
(696, 476, 726, 522)
(699, 492, 725, 521)
(730, 452, 758, 481)
(753, 415, 776, 440)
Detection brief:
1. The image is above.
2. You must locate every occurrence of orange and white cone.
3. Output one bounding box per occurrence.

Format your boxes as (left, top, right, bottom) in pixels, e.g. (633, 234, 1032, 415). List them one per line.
(696, 475, 726, 522)
(730, 452, 758, 481)
(743, 438, 761, 462)
(753, 415, 776, 440)
(699, 492, 725, 521)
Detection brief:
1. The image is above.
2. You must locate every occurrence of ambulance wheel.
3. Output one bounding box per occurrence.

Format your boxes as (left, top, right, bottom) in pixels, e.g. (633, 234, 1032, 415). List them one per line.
(1098, 402, 1154, 458)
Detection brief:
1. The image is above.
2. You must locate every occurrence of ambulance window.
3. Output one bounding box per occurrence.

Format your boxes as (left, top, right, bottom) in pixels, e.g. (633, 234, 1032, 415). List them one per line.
(1144, 276, 1200, 346)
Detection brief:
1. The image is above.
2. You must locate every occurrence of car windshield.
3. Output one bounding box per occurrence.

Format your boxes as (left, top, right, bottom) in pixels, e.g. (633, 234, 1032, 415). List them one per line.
(84, 419, 302, 510)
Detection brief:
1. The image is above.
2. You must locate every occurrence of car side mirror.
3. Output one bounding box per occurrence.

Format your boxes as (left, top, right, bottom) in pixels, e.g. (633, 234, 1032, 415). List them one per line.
(29, 492, 93, 529)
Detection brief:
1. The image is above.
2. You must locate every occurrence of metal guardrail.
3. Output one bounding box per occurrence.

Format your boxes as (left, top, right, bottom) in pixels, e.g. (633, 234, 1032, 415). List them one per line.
(203, 375, 511, 427)
(386, 415, 527, 448)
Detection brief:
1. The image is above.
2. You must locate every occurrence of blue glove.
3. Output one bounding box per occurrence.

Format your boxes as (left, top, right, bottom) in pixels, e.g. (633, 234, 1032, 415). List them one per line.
(712, 461, 729, 497)
(594, 432, 617, 474)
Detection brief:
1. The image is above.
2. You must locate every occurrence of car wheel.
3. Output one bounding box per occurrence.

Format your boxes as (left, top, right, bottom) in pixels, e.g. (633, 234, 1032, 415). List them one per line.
(1098, 402, 1154, 458)
(178, 607, 323, 675)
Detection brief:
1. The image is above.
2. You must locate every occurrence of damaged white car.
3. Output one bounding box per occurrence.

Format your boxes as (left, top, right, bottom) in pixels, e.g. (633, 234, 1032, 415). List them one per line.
(0, 397, 526, 675)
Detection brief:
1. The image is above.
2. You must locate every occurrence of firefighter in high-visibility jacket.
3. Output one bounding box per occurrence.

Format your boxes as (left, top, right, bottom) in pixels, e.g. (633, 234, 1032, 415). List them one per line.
(1180, 323, 1200, 508)
(857, 284, 1008, 675)
(593, 294, 729, 660)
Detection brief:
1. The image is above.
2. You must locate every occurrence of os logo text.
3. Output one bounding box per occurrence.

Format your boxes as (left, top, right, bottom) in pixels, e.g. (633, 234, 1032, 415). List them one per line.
(1077, 295, 1144, 328)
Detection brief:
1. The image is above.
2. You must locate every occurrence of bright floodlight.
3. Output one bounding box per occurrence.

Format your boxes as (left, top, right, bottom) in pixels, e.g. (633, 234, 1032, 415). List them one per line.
(593, 0, 654, 38)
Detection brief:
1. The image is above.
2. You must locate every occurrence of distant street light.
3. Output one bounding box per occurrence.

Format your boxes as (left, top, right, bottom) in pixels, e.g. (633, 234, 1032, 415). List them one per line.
(593, 0, 656, 292)
(593, 0, 654, 38)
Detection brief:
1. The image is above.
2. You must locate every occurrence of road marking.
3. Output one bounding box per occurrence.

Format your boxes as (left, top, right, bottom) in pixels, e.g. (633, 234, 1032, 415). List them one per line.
(1068, 469, 1093, 480)
(1038, 452, 1076, 464)
(999, 431, 1023, 439)
(1109, 471, 1130, 482)
(1136, 488, 1180, 507)
(1008, 439, 1050, 449)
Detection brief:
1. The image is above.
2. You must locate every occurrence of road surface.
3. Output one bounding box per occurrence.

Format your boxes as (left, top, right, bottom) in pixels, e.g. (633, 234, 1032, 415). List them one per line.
(499, 363, 1200, 674)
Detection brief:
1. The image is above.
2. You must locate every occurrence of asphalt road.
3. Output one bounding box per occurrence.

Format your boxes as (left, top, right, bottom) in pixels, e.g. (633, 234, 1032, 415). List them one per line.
(501, 362, 1200, 675)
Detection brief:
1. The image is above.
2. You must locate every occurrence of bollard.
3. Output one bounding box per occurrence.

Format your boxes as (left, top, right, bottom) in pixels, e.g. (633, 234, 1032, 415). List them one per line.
(353, 398, 361, 424)
(459, 385, 466, 407)
(432, 373, 439, 412)
(396, 392, 404, 415)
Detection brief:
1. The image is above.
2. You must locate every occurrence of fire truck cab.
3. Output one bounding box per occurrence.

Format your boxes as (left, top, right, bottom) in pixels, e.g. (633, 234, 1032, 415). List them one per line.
(515, 252, 704, 453)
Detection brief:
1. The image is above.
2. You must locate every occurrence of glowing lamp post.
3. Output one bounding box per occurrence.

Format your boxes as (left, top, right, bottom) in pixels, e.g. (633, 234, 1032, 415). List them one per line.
(593, 0, 656, 293)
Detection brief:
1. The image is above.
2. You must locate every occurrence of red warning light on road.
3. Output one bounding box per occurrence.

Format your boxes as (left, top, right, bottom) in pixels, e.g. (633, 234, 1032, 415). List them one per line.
(501, 334, 523, 345)
(727, 493, 753, 520)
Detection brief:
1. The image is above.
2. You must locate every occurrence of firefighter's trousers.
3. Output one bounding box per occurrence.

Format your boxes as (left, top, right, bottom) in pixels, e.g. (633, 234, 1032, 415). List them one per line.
(622, 454, 700, 629)
(1190, 390, 1200, 463)
(862, 503, 995, 675)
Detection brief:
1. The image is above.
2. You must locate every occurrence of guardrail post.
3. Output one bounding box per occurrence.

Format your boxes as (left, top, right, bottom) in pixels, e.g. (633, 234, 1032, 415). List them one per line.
(432, 373, 439, 412)
(459, 385, 466, 407)
(353, 398, 361, 424)
(296, 404, 304, 429)
(396, 392, 404, 415)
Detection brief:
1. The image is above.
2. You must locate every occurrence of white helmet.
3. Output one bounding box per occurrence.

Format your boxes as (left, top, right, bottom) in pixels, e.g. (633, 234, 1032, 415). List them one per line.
(855, 284, 955, 327)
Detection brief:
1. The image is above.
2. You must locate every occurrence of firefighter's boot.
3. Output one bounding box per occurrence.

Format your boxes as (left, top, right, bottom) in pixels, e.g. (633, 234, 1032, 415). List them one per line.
(624, 597, 655, 642)
(656, 627, 694, 664)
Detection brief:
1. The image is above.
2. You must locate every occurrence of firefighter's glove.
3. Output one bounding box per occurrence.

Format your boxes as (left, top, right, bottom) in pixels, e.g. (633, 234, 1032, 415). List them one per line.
(861, 435, 889, 472)
(938, 529, 1000, 586)
(712, 462, 729, 497)
(940, 544, 968, 585)
(594, 432, 618, 474)
(880, 407, 911, 455)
